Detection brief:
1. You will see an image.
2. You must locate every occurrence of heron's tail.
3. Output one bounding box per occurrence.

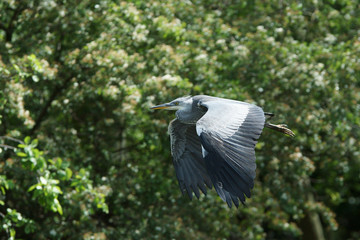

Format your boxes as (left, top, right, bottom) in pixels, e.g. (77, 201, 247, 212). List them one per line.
(264, 112, 275, 119)
(265, 123, 295, 137)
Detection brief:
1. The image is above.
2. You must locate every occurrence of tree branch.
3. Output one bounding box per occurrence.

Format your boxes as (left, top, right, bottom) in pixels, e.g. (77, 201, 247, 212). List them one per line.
(0, 144, 16, 150)
(29, 76, 73, 135)
(299, 179, 326, 240)
(0, 136, 24, 144)
(4, 3, 27, 42)
(0, 22, 6, 31)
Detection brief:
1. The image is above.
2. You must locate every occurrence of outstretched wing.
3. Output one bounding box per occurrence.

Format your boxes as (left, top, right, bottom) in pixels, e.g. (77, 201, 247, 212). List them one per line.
(168, 119, 212, 199)
(196, 98, 265, 208)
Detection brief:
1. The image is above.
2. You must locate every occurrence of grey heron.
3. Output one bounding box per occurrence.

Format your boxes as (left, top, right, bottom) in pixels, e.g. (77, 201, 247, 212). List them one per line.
(151, 95, 294, 208)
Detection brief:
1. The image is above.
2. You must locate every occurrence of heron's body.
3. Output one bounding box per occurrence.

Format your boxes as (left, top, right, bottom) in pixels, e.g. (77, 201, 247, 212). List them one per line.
(152, 95, 294, 208)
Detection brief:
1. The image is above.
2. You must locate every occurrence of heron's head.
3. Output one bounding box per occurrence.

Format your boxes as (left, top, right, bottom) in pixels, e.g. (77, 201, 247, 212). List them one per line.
(151, 96, 192, 111)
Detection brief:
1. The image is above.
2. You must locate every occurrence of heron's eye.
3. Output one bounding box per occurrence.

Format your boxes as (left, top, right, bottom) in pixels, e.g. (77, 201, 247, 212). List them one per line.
(174, 102, 179, 106)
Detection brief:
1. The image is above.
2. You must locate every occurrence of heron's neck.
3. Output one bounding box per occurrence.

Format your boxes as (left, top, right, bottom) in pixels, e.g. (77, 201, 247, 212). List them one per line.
(175, 104, 206, 124)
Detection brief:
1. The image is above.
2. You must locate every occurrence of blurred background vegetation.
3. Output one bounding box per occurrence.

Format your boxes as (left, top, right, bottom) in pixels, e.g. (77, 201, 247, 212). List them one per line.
(0, 0, 359, 239)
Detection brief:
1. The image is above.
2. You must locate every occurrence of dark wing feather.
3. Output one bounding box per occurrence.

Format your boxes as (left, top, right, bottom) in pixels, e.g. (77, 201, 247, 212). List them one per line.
(196, 99, 265, 207)
(168, 119, 212, 200)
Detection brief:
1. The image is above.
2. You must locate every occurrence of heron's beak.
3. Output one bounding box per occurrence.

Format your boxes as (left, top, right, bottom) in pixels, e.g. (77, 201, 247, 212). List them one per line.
(151, 103, 174, 110)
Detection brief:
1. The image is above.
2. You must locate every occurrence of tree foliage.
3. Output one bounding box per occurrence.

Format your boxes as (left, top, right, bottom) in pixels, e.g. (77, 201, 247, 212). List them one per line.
(0, 0, 359, 239)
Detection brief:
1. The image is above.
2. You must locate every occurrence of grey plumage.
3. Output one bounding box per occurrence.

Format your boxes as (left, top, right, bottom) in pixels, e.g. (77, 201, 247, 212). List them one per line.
(152, 95, 294, 208)
(169, 119, 212, 199)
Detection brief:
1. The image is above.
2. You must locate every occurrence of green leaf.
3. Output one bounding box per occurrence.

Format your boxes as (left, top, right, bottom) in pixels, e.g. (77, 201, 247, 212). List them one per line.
(10, 228, 16, 238)
(39, 176, 47, 184)
(29, 157, 37, 166)
(55, 158, 62, 168)
(16, 152, 27, 157)
(52, 186, 63, 194)
(30, 139, 38, 147)
(65, 168, 73, 180)
(54, 198, 63, 215)
(28, 183, 40, 192)
(24, 136, 31, 145)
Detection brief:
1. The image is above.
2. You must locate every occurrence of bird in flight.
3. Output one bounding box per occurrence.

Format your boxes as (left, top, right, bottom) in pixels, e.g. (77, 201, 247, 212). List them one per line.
(151, 95, 294, 208)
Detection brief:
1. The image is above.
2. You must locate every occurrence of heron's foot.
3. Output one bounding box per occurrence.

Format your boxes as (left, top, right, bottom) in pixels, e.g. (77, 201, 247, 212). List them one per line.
(265, 123, 295, 137)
